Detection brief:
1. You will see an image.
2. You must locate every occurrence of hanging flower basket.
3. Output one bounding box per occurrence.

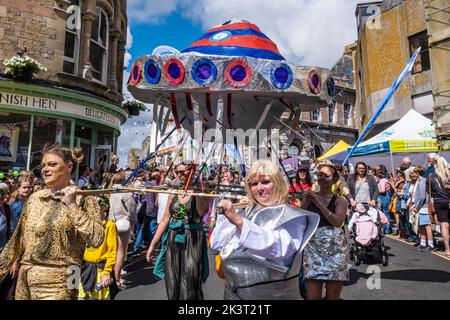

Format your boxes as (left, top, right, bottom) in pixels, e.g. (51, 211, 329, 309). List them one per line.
(3, 54, 47, 80)
(123, 100, 146, 117)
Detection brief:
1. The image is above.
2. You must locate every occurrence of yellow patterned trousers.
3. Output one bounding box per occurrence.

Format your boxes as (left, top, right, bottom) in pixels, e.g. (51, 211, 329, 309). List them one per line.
(15, 265, 76, 300)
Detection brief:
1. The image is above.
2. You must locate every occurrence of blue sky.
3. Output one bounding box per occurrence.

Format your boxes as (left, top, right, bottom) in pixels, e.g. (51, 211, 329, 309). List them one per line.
(127, 13, 202, 65)
(118, 0, 362, 167)
(118, 13, 202, 166)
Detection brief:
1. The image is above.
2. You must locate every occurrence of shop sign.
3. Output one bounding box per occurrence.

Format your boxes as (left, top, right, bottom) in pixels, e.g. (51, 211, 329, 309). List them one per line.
(0, 92, 121, 130)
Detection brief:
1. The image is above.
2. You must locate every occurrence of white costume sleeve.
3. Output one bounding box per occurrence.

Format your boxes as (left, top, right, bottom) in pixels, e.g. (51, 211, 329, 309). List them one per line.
(210, 214, 306, 262)
(209, 214, 238, 251)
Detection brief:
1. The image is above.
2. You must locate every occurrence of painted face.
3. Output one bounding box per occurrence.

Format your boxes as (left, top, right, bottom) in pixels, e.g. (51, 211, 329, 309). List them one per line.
(18, 181, 32, 198)
(317, 166, 335, 187)
(249, 175, 277, 206)
(41, 154, 73, 187)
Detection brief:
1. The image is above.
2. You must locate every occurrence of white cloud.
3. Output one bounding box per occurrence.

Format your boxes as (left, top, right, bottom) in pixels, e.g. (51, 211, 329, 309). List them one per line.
(124, 52, 132, 69)
(117, 70, 153, 168)
(127, 0, 361, 67)
(126, 26, 133, 50)
(127, 0, 179, 24)
(124, 26, 134, 68)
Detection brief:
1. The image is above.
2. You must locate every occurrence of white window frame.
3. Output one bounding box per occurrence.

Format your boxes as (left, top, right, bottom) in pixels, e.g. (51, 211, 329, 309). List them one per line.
(63, 0, 82, 76)
(90, 7, 109, 84)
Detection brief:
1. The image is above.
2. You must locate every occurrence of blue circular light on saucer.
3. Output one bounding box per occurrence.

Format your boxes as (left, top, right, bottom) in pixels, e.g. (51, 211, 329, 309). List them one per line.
(191, 58, 217, 85)
(270, 63, 293, 90)
(144, 59, 161, 84)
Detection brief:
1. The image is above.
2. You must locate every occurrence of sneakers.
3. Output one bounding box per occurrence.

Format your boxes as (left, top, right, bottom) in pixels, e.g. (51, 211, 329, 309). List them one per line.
(417, 245, 427, 251)
(425, 246, 437, 252)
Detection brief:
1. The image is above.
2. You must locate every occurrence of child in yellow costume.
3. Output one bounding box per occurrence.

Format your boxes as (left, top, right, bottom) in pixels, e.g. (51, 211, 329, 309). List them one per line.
(78, 197, 118, 300)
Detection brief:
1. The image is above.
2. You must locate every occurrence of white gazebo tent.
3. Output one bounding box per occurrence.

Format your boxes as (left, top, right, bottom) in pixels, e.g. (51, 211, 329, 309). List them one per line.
(349, 110, 442, 173)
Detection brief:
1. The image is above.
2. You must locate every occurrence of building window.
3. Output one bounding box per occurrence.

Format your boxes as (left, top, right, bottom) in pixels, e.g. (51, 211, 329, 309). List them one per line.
(328, 103, 335, 123)
(409, 31, 430, 74)
(90, 7, 109, 83)
(311, 109, 320, 121)
(288, 144, 299, 157)
(63, 0, 81, 75)
(344, 104, 351, 126)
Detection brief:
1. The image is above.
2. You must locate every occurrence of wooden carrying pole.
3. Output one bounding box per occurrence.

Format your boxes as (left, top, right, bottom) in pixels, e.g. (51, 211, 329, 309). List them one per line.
(69, 186, 245, 201)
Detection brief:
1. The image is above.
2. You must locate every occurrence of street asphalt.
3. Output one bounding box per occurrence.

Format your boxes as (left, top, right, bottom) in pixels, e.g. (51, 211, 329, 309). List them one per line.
(115, 236, 450, 300)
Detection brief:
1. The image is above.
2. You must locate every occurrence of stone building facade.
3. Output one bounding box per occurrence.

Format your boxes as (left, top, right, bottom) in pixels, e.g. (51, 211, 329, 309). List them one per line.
(281, 44, 359, 160)
(0, 0, 128, 174)
(353, 0, 438, 137)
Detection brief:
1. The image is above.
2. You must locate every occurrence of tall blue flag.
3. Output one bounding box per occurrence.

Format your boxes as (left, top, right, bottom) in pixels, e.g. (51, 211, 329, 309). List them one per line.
(343, 47, 422, 164)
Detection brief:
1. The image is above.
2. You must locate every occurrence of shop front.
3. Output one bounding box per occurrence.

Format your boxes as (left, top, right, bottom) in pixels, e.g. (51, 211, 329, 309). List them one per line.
(0, 79, 127, 174)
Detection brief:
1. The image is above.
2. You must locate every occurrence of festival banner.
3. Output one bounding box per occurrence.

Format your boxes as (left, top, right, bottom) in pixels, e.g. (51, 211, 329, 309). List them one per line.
(389, 139, 438, 152)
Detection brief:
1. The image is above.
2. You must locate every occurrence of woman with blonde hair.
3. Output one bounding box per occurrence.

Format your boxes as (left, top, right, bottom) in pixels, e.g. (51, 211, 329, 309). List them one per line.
(0, 145, 104, 300)
(109, 154, 120, 173)
(427, 157, 450, 256)
(210, 159, 319, 300)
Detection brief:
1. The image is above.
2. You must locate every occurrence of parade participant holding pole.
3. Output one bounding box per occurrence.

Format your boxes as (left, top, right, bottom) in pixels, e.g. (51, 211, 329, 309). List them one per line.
(301, 162, 349, 300)
(145, 163, 210, 300)
(0, 145, 104, 300)
(209, 159, 319, 300)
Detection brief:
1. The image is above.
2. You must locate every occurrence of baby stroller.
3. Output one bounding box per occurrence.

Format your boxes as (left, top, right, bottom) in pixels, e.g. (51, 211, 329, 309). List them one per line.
(349, 204, 389, 267)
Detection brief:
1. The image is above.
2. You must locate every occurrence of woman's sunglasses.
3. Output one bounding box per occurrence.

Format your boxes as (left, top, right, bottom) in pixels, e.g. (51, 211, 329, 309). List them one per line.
(317, 172, 332, 179)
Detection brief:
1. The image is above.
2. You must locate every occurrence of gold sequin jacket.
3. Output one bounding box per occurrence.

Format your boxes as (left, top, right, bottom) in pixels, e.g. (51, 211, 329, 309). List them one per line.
(0, 189, 104, 280)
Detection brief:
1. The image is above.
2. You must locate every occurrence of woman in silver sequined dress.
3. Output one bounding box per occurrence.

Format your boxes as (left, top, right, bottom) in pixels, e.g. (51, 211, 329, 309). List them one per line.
(211, 160, 319, 300)
(301, 162, 349, 300)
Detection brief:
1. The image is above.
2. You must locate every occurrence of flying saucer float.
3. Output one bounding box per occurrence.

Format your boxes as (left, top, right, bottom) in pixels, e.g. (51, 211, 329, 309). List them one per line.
(127, 20, 336, 145)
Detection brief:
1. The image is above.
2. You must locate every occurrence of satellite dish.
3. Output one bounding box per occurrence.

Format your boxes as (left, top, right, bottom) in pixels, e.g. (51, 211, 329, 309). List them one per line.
(152, 45, 180, 55)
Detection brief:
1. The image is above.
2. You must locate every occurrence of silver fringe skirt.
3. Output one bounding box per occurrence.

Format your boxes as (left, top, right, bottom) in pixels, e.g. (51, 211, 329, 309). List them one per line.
(303, 226, 350, 281)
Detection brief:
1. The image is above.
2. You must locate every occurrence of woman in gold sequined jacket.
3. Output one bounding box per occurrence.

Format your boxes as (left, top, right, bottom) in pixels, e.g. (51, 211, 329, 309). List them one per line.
(0, 145, 104, 300)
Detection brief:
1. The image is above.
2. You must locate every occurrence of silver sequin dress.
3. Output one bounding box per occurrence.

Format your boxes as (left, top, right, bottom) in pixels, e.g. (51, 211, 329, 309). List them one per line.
(303, 195, 349, 281)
